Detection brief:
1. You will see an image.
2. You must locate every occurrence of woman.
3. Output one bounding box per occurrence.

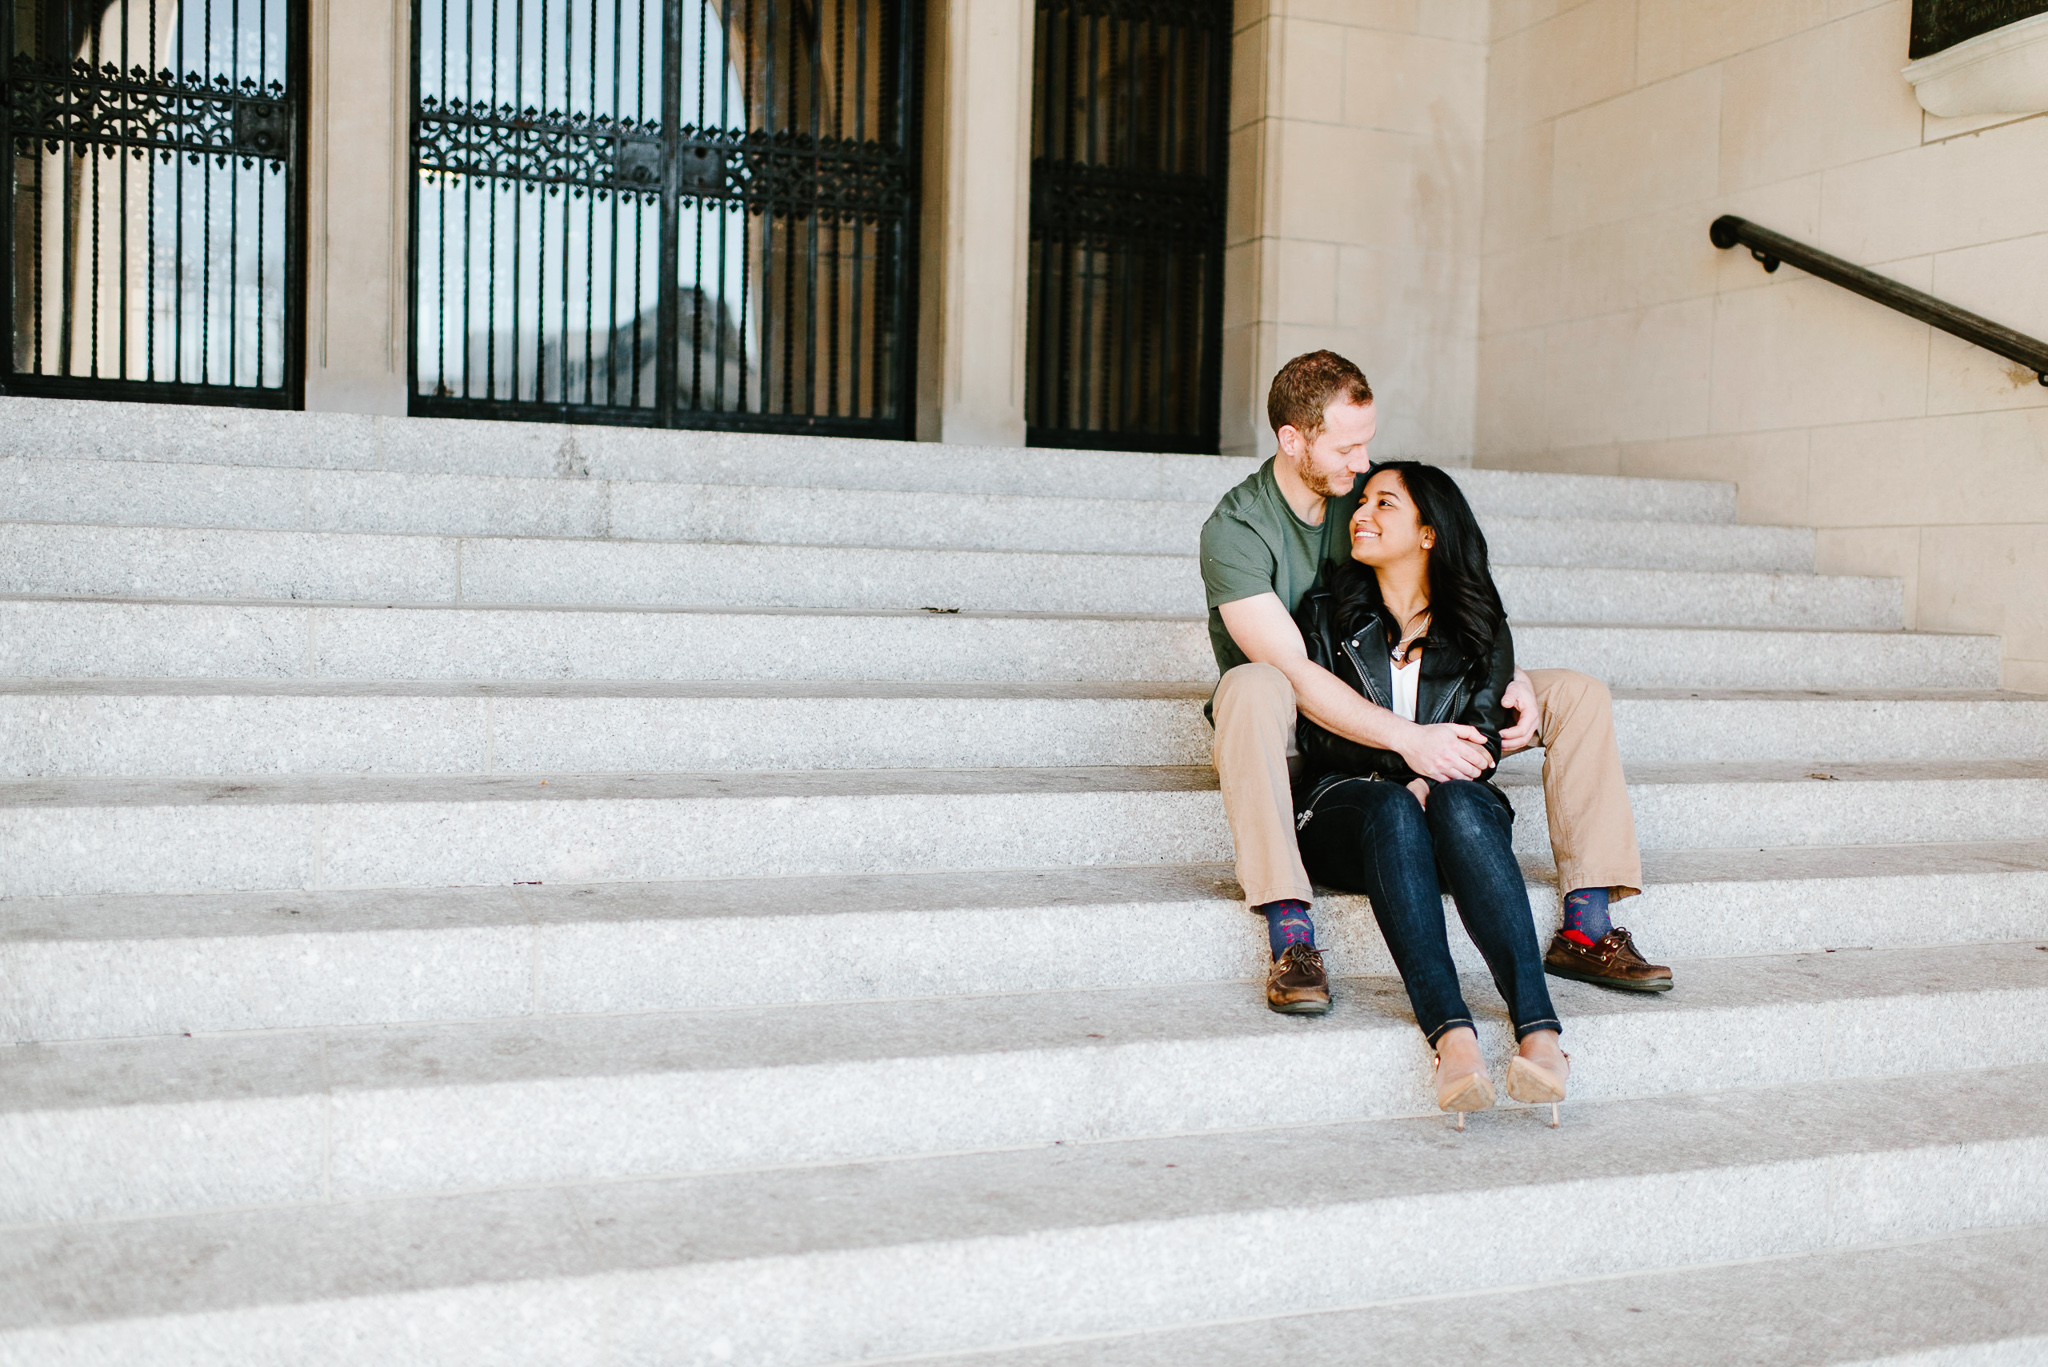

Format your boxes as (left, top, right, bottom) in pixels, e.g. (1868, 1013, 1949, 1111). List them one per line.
(1292, 461, 1571, 1127)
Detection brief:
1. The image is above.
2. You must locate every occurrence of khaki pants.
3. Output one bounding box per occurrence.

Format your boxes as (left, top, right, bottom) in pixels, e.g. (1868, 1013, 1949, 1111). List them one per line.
(1211, 663, 1642, 908)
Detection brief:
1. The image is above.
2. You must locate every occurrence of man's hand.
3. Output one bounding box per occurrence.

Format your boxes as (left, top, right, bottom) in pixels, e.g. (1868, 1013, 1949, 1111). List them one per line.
(1499, 668, 1538, 754)
(1399, 722, 1493, 781)
(1218, 593, 1418, 753)
(1406, 777, 1431, 808)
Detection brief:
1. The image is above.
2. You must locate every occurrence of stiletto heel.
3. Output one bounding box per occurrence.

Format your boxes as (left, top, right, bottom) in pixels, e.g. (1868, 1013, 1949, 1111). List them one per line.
(1505, 1051, 1570, 1127)
(1433, 1054, 1496, 1130)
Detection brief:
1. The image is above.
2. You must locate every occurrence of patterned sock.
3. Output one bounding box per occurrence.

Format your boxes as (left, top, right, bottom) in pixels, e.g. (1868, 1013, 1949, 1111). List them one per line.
(1257, 899, 1316, 959)
(1560, 887, 1613, 947)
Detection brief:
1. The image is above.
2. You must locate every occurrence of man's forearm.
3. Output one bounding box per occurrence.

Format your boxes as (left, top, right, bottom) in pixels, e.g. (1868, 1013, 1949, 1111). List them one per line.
(1269, 654, 1415, 751)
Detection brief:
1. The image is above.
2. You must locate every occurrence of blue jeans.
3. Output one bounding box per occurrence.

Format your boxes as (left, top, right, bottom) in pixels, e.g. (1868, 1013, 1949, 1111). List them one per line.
(1297, 778, 1561, 1046)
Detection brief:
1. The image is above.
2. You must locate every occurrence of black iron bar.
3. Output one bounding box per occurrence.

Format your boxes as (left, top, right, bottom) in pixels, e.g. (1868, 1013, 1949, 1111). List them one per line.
(557, 0, 573, 404)
(254, 147, 264, 385)
(510, 0, 526, 401)
(535, 0, 553, 403)
(1711, 214, 2048, 386)
(582, 0, 595, 404)
(199, 0, 214, 384)
(598, 0, 614, 403)
(173, 8, 185, 382)
(1052, 5, 1071, 429)
(1078, 8, 1100, 431)
(826, 0, 841, 414)
(456, 0, 471, 394)
(118, 10, 132, 381)
(228, 0, 241, 384)
(485, 0, 501, 398)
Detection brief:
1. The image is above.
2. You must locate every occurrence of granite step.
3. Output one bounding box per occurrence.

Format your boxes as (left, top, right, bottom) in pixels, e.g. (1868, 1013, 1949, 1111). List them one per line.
(5, 681, 2046, 778)
(4, 941, 2045, 1228)
(2, 1066, 2043, 1365)
(3, 761, 2046, 899)
(904, 1222, 2048, 1367)
(6, 842, 2048, 1042)
(0, 600, 1999, 689)
(0, 523, 1899, 627)
(0, 395, 1740, 521)
(0, 453, 1807, 567)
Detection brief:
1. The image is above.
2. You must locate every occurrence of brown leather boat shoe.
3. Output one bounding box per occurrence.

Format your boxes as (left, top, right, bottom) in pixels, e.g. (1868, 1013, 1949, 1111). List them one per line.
(1543, 927, 1673, 992)
(1265, 942, 1331, 1014)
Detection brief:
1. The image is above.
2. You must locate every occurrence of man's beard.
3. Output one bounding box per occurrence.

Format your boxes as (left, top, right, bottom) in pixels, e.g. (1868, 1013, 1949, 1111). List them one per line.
(1292, 447, 1354, 498)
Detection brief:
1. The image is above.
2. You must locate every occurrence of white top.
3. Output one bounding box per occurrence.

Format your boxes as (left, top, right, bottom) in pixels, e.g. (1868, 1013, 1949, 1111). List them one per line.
(1391, 656, 1422, 722)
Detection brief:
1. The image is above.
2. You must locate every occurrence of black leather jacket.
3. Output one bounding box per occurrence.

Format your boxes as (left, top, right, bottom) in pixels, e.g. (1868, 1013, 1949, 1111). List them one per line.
(1290, 579, 1516, 801)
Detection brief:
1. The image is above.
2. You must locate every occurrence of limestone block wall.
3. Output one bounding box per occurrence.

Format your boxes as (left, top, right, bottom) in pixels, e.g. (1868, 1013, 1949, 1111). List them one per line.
(303, 0, 411, 417)
(1220, 0, 1488, 461)
(1474, 0, 2048, 692)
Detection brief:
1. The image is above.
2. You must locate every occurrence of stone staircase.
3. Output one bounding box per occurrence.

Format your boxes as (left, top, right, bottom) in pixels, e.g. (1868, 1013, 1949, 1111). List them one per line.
(2, 396, 2046, 1364)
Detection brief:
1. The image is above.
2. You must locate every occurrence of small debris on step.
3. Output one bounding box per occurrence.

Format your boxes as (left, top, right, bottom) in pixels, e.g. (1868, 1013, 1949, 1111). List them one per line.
(920, 606, 960, 613)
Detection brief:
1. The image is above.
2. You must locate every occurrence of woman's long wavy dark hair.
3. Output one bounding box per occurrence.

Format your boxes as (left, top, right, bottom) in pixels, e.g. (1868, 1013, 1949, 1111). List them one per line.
(1331, 461, 1506, 682)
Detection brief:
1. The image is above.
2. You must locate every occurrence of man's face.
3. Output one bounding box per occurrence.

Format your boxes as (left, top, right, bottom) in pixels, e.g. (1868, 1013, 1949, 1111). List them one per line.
(1280, 400, 1377, 498)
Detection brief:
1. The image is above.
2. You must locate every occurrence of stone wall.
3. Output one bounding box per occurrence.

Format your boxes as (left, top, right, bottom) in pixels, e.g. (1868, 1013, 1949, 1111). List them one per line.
(303, 0, 411, 417)
(1474, 0, 2048, 692)
(1221, 0, 1489, 462)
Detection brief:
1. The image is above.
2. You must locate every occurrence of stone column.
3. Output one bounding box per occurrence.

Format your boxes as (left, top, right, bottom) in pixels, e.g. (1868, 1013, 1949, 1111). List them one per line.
(916, 0, 1034, 446)
(302, 0, 411, 415)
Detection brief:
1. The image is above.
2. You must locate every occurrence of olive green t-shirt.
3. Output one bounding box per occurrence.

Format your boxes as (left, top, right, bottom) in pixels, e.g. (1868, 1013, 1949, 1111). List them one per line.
(1199, 458, 1362, 678)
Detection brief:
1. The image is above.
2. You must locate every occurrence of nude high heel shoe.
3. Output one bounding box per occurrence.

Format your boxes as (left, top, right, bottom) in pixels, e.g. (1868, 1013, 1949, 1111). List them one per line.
(1505, 1051, 1571, 1127)
(1434, 1056, 1496, 1131)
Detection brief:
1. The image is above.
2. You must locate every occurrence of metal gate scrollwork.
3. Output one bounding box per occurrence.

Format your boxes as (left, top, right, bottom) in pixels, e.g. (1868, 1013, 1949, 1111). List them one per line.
(3, 0, 301, 405)
(412, 0, 920, 435)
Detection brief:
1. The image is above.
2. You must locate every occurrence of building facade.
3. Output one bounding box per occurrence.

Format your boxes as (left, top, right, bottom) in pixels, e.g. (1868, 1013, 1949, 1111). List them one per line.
(6, 0, 2046, 685)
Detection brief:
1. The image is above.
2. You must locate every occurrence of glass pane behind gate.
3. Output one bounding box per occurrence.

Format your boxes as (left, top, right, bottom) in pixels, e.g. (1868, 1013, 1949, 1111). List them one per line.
(413, 0, 917, 432)
(6, 0, 295, 400)
(415, 0, 668, 414)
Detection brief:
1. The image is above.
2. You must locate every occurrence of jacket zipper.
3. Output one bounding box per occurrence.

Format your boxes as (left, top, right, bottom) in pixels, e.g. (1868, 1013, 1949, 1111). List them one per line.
(1296, 772, 1362, 831)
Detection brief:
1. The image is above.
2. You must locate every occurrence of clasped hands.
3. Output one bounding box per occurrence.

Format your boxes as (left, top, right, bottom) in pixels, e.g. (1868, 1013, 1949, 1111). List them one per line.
(1396, 670, 1537, 809)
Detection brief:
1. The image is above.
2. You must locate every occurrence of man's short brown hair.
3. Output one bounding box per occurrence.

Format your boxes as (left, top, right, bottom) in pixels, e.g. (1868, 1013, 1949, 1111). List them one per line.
(1267, 350, 1373, 441)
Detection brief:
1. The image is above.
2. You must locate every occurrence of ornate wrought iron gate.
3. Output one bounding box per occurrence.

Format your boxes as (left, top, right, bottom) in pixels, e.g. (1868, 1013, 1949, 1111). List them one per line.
(411, 0, 918, 434)
(3, 0, 301, 405)
(1025, 0, 1228, 453)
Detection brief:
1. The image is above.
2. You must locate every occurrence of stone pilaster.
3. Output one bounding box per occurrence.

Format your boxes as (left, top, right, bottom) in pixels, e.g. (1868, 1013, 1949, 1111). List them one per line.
(916, 0, 1035, 445)
(302, 0, 411, 415)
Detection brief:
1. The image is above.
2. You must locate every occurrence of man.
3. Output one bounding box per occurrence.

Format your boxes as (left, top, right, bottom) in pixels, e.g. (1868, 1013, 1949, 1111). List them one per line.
(1201, 350, 1671, 1013)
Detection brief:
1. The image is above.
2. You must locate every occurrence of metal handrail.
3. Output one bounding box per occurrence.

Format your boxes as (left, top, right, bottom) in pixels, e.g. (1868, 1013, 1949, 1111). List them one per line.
(1711, 215, 2048, 386)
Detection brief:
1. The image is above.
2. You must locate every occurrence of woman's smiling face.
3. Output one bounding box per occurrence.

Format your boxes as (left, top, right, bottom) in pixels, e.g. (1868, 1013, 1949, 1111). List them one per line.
(1349, 468, 1434, 569)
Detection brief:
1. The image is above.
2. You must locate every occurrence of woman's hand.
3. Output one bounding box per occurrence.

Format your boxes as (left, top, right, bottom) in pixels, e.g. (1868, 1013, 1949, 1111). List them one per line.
(1406, 777, 1431, 808)
(1399, 721, 1493, 781)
